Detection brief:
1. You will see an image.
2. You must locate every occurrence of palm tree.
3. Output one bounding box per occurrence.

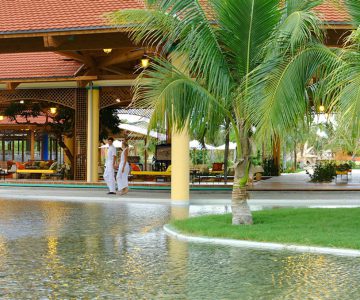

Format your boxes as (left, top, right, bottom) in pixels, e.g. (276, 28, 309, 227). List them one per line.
(109, 0, 329, 225)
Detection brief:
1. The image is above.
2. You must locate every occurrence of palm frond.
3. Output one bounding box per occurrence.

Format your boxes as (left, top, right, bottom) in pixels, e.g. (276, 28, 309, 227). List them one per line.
(108, 0, 233, 100)
(277, 10, 324, 54)
(345, 0, 360, 25)
(213, 0, 281, 80)
(132, 57, 231, 137)
(285, 0, 324, 15)
(246, 45, 340, 141)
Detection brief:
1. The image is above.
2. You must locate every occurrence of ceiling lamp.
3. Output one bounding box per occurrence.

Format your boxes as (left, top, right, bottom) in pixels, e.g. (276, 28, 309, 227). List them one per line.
(116, 99, 121, 103)
(50, 107, 57, 114)
(19, 100, 24, 104)
(141, 56, 150, 68)
(103, 48, 112, 54)
(0, 115, 4, 121)
(319, 105, 325, 112)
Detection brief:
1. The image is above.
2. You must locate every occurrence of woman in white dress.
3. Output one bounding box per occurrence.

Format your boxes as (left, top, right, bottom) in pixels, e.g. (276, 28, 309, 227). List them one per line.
(116, 141, 130, 195)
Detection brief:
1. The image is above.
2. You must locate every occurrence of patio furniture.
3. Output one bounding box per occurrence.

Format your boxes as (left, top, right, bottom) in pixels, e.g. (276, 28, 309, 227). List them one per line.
(0, 169, 7, 180)
(209, 163, 224, 175)
(15, 161, 58, 179)
(16, 169, 57, 179)
(130, 165, 171, 182)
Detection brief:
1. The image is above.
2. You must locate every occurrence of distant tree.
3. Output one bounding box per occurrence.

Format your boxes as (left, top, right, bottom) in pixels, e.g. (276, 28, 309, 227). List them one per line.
(5, 103, 122, 164)
(5, 102, 75, 164)
(99, 107, 121, 141)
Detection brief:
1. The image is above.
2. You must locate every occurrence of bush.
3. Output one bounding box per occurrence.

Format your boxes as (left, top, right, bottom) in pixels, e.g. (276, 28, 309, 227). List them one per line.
(306, 161, 336, 182)
(263, 158, 278, 176)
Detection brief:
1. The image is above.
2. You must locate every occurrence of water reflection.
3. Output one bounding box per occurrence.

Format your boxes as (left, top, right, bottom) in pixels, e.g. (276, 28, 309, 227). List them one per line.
(0, 199, 359, 299)
(171, 205, 190, 220)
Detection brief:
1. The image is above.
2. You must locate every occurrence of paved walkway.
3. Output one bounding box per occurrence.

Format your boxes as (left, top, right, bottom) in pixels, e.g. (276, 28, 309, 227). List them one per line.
(2, 170, 359, 191)
(0, 186, 359, 207)
(251, 170, 360, 191)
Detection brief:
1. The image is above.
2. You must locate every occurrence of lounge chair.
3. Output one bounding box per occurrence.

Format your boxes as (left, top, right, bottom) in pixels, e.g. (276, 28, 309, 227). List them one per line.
(131, 165, 171, 181)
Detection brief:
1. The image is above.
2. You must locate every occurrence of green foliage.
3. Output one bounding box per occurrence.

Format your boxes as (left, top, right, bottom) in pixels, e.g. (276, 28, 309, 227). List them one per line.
(190, 149, 208, 165)
(263, 158, 278, 176)
(345, 0, 360, 25)
(171, 208, 360, 249)
(99, 107, 121, 141)
(4, 102, 74, 138)
(250, 150, 262, 166)
(306, 161, 336, 182)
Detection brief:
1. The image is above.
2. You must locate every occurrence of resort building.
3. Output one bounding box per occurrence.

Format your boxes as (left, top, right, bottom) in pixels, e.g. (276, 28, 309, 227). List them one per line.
(0, 1, 352, 199)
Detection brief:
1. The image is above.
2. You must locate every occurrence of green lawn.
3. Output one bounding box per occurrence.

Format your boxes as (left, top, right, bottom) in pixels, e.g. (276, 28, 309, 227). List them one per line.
(170, 208, 360, 250)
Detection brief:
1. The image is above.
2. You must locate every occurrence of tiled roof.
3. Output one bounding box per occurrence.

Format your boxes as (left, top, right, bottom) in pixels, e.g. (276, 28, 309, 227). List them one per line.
(0, 52, 82, 79)
(0, 0, 144, 34)
(0, 116, 49, 125)
(314, 1, 350, 23)
(0, 0, 350, 35)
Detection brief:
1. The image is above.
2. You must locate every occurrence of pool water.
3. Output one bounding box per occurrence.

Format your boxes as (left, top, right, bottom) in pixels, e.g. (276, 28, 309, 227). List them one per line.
(0, 199, 359, 299)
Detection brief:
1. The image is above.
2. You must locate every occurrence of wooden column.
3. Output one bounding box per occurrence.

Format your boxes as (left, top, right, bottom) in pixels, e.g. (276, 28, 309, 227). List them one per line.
(30, 130, 35, 160)
(1, 139, 4, 161)
(144, 138, 148, 171)
(11, 141, 14, 161)
(21, 138, 25, 162)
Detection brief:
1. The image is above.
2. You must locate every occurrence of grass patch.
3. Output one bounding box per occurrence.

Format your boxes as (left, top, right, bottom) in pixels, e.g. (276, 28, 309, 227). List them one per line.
(170, 208, 360, 250)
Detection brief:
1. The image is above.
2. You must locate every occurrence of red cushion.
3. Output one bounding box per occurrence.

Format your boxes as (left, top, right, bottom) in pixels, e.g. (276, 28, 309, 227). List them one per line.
(16, 162, 25, 170)
(131, 163, 141, 171)
(212, 163, 223, 171)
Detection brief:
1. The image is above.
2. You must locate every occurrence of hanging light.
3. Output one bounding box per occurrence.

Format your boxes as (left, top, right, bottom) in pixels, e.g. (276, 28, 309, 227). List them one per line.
(319, 105, 325, 112)
(50, 107, 57, 114)
(103, 48, 112, 54)
(19, 100, 24, 104)
(141, 56, 150, 68)
(0, 115, 4, 121)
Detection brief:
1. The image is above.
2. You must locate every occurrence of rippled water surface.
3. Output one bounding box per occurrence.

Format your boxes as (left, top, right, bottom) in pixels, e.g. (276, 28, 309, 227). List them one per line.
(0, 199, 360, 299)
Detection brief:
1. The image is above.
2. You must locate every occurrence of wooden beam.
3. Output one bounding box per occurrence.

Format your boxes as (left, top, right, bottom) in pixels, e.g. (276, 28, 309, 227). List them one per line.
(101, 66, 129, 75)
(0, 28, 121, 39)
(97, 74, 138, 80)
(98, 49, 145, 68)
(77, 80, 91, 88)
(81, 52, 99, 74)
(0, 74, 137, 85)
(5, 82, 20, 90)
(43, 36, 63, 48)
(55, 51, 86, 62)
(0, 32, 135, 53)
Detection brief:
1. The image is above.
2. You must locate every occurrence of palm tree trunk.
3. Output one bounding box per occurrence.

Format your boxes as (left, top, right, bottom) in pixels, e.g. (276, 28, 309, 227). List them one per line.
(231, 159, 253, 225)
(293, 141, 297, 171)
(223, 121, 230, 183)
(231, 124, 253, 225)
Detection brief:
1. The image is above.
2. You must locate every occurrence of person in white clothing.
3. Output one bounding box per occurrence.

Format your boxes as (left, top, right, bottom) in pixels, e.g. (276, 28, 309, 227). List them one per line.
(103, 137, 117, 195)
(116, 140, 130, 195)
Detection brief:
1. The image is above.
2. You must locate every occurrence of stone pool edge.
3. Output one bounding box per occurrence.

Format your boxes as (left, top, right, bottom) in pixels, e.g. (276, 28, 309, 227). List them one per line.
(163, 224, 360, 257)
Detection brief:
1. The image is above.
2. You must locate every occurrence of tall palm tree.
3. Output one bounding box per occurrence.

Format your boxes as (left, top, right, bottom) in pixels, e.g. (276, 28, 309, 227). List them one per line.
(109, 0, 329, 225)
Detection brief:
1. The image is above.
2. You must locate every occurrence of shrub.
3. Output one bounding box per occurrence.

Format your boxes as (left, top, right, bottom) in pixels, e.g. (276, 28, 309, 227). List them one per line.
(306, 162, 336, 182)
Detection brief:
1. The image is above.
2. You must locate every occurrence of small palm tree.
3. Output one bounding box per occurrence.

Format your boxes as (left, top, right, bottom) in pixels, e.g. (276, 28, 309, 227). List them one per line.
(109, 0, 330, 225)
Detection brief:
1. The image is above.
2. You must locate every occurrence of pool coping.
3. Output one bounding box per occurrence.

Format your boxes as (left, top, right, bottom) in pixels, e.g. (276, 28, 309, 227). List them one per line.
(163, 224, 360, 257)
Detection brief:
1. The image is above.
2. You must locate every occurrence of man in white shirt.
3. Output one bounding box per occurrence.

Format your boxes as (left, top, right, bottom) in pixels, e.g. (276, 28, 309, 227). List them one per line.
(103, 137, 117, 194)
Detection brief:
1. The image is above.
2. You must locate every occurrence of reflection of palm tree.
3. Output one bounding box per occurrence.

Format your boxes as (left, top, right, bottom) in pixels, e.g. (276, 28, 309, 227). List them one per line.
(110, 0, 328, 224)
